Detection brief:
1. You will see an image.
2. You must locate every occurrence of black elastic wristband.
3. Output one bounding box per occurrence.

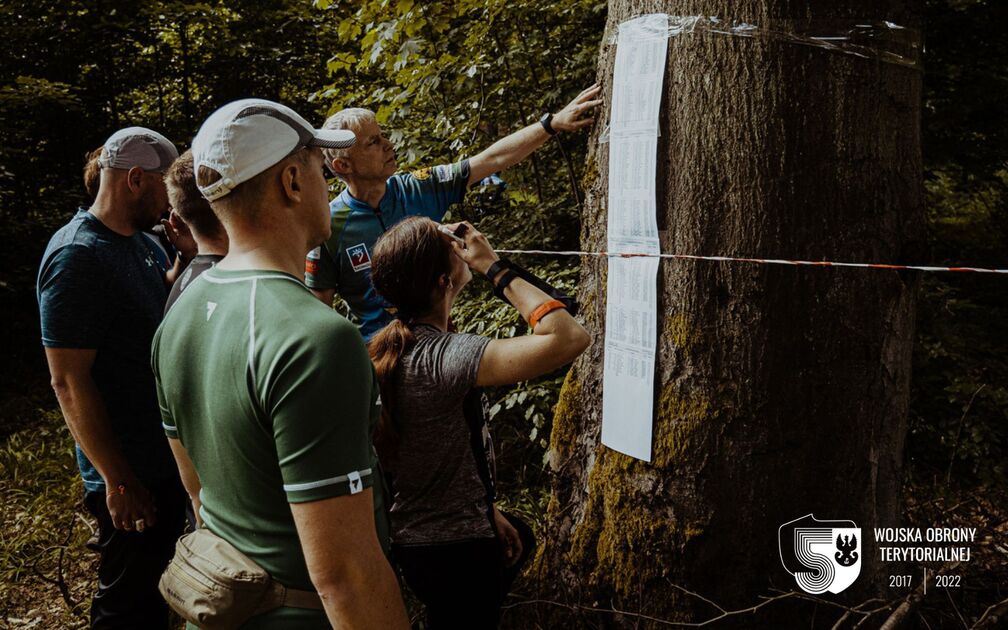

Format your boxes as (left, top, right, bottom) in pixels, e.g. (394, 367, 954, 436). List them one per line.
(485, 259, 510, 283)
(493, 270, 518, 303)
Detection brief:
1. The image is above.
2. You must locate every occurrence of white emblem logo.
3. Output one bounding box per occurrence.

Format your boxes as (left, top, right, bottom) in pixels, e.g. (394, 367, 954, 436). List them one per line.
(779, 514, 861, 594)
(206, 301, 217, 321)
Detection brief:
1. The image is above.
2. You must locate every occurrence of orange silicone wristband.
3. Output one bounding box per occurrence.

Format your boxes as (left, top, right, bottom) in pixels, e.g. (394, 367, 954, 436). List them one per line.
(528, 299, 566, 330)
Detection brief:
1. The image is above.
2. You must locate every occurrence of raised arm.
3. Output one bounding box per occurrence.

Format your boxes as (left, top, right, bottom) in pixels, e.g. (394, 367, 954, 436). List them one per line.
(443, 223, 590, 386)
(45, 347, 157, 529)
(162, 213, 198, 288)
(466, 84, 602, 186)
(290, 491, 409, 629)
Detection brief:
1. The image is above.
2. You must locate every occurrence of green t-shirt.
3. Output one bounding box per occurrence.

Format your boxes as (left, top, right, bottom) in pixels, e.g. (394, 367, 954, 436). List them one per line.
(152, 267, 388, 628)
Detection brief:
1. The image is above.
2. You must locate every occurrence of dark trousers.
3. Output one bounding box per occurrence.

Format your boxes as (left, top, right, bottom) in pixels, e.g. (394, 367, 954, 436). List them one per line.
(82, 479, 187, 630)
(394, 512, 536, 630)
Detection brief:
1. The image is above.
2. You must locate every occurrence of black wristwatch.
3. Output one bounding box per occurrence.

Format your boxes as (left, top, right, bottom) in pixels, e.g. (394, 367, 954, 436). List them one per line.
(539, 112, 558, 136)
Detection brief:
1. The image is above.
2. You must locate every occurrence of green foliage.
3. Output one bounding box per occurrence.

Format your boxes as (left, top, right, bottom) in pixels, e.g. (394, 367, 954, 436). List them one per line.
(0, 414, 91, 625)
(313, 0, 604, 179)
(908, 0, 1008, 489)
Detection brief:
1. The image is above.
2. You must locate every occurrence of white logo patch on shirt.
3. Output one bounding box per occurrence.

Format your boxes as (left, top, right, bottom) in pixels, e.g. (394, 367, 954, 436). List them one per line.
(346, 243, 372, 272)
(348, 471, 363, 494)
(206, 301, 218, 321)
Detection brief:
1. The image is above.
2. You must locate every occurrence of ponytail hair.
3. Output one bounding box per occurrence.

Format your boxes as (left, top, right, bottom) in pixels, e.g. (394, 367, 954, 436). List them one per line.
(367, 318, 413, 464)
(368, 216, 453, 463)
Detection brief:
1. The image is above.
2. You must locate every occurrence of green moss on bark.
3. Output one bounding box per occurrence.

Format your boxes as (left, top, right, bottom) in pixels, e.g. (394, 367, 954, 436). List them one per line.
(562, 382, 715, 607)
(565, 446, 699, 611)
(664, 313, 695, 348)
(547, 372, 582, 463)
(652, 385, 710, 468)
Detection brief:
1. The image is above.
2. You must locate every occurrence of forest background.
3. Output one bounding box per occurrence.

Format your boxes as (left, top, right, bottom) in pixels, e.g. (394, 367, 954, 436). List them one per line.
(0, 0, 1004, 627)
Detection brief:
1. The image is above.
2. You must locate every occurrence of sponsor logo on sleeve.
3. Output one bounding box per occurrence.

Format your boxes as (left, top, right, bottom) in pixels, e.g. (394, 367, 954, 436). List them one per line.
(306, 246, 321, 275)
(346, 243, 372, 272)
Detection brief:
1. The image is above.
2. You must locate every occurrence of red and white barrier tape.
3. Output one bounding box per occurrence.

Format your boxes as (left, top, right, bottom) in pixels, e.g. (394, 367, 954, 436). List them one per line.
(493, 249, 1008, 275)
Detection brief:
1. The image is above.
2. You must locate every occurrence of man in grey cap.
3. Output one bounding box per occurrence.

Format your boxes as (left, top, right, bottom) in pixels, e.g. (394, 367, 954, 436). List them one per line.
(37, 126, 187, 629)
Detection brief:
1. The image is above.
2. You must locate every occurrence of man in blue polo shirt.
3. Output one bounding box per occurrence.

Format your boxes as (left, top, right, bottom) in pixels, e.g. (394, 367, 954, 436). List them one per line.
(305, 84, 602, 340)
(38, 127, 186, 629)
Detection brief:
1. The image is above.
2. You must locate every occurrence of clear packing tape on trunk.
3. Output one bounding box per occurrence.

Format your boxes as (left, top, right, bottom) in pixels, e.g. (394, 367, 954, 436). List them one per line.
(598, 16, 920, 144)
(607, 15, 921, 67)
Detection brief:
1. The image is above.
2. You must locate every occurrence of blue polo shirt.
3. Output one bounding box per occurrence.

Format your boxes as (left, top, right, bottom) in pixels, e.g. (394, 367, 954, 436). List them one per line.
(37, 209, 177, 492)
(305, 160, 470, 340)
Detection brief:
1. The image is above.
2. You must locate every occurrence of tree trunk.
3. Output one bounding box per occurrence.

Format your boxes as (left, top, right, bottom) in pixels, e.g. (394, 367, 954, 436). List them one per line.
(538, 0, 923, 626)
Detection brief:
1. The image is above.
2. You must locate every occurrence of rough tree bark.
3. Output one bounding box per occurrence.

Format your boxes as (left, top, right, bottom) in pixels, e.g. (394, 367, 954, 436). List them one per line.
(538, 0, 924, 626)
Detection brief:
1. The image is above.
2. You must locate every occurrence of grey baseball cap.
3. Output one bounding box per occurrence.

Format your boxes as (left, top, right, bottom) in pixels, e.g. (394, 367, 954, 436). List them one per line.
(98, 127, 179, 173)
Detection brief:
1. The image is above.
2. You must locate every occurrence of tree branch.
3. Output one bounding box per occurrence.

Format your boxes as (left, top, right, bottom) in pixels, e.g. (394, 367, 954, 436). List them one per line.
(505, 582, 900, 628)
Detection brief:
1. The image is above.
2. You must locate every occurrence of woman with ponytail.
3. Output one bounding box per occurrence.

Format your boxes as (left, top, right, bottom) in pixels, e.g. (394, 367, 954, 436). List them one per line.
(368, 216, 590, 629)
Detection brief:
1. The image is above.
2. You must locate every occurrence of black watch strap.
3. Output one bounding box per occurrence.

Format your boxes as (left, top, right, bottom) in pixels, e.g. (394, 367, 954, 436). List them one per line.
(485, 259, 510, 283)
(493, 270, 519, 304)
(539, 113, 557, 136)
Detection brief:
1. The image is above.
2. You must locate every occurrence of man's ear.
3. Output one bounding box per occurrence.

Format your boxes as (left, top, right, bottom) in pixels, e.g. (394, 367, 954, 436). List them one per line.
(280, 162, 302, 204)
(330, 157, 351, 178)
(126, 167, 145, 193)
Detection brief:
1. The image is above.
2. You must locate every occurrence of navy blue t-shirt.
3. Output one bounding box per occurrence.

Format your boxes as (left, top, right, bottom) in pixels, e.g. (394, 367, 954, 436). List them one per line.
(37, 209, 177, 492)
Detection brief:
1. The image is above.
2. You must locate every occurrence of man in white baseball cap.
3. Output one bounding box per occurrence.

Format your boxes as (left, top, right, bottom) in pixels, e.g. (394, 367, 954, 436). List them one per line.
(154, 99, 409, 628)
(38, 126, 186, 628)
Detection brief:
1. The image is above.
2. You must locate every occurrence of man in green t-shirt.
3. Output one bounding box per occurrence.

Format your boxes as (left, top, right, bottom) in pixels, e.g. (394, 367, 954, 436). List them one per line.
(152, 98, 409, 629)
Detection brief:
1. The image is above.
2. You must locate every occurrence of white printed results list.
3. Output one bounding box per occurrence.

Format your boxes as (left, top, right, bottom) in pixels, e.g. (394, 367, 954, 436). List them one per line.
(600, 14, 668, 462)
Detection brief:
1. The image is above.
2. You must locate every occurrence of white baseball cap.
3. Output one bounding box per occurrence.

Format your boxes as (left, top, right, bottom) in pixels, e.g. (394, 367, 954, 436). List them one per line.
(99, 127, 178, 173)
(191, 98, 356, 201)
